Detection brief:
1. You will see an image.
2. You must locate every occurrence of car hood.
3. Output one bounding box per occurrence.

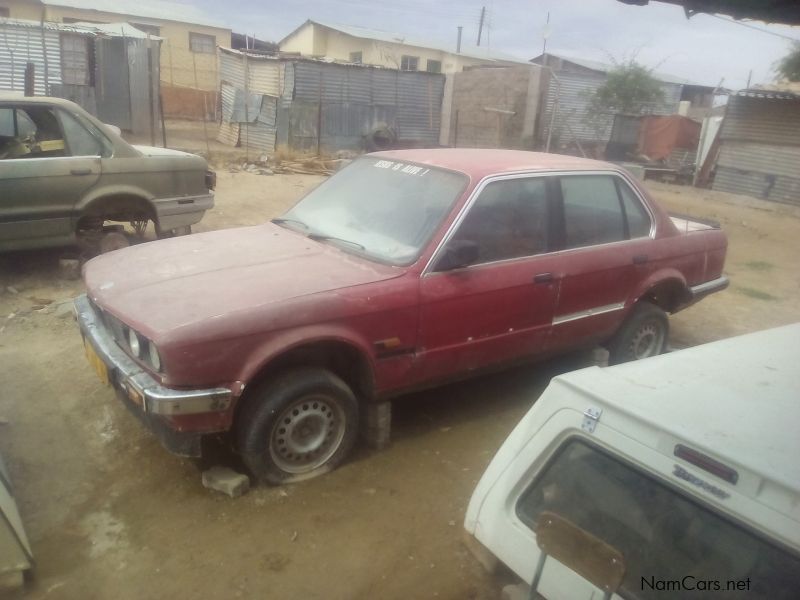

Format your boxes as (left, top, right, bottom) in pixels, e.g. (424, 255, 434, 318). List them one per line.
(84, 224, 405, 338)
(132, 145, 196, 158)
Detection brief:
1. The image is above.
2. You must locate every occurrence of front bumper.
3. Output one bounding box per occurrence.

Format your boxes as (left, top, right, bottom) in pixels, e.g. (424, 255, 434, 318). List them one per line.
(74, 294, 232, 457)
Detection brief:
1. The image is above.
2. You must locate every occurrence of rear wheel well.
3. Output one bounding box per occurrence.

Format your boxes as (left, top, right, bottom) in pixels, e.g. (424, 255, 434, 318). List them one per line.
(640, 279, 690, 313)
(238, 341, 374, 417)
(77, 194, 154, 231)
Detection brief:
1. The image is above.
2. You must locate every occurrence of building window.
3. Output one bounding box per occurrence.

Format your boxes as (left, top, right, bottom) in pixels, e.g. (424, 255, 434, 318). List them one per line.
(60, 34, 91, 86)
(400, 55, 419, 71)
(426, 59, 442, 73)
(349, 51, 362, 64)
(189, 32, 215, 54)
(132, 23, 161, 37)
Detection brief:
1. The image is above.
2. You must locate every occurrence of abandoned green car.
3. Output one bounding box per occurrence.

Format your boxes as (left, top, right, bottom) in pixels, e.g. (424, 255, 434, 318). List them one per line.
(0, 96, 215, 252)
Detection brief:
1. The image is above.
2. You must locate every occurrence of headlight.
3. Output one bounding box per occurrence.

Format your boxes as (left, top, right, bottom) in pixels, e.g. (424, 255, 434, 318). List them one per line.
(128, 328, 141, 357)
(148, 342, 161, 372)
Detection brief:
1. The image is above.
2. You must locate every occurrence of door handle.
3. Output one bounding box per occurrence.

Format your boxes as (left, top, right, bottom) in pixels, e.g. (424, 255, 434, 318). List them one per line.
(70, 168, 92, 176)
(533, 272, 554, 284)
(633, 254, 649, 265)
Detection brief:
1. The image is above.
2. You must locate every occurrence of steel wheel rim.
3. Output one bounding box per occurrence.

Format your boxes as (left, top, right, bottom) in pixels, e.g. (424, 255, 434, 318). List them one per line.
(269, 394, 346, 474)
(628, 321, 663, 360)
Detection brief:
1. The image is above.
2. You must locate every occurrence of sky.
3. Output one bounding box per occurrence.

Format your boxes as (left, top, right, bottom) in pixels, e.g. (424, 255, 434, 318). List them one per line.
(193, 0, 800, 89)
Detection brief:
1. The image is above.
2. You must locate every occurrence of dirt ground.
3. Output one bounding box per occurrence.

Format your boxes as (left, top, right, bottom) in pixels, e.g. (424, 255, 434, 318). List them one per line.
(1, 172, 799, 600)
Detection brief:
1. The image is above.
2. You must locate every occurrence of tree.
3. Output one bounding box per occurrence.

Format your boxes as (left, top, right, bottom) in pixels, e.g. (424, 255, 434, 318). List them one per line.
(776, 43, 800, 82)
(586, 60, 665, 116)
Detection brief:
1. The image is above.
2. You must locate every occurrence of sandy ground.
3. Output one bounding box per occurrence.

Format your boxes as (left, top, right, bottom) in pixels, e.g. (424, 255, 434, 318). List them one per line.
(1, 172, 799, 599)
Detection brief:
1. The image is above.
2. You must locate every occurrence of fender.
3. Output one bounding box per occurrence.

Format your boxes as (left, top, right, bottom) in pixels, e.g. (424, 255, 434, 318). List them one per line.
(238, 323, 378, 393)
(629, 267, 689, 313)
(74, 183, 156, 215)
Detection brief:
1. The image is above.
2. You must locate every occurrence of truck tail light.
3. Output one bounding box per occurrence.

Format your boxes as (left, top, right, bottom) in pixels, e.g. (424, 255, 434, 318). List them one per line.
(674, 444, 739, 484)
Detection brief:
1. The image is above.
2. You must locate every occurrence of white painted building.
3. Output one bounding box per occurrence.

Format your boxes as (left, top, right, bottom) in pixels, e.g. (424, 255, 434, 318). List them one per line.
(279, 19, 527, 74)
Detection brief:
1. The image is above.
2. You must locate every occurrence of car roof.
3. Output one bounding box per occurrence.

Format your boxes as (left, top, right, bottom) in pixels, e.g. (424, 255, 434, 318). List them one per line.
(370, 148, 619, 179)
(555, 324, 800, 495)
(0, 95, 79, 108)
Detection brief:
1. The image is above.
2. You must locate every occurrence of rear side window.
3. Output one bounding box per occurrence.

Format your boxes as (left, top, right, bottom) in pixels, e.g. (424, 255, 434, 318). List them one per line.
(516, 439, 800, 599)
(561, 175, 626, 248)
(59, 109, 103, 156)
(619, 181, 652, 238)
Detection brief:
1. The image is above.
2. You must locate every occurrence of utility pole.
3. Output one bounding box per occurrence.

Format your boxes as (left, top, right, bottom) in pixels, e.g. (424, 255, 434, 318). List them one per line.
(542, 12, 550, 55)
(746, 69, 753, 88)
(456, 26, 463, 53)
(477, 6, 486, 46)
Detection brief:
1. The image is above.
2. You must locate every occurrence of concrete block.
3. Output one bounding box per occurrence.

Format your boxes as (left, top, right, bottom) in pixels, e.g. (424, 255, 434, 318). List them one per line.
(58, 258, 81, 280)
(361, 401, 391, 450)
(202, 467, 250, 498)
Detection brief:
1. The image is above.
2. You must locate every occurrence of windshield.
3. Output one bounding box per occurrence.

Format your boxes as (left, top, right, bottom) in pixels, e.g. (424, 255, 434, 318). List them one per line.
(279, 157, 467, 265)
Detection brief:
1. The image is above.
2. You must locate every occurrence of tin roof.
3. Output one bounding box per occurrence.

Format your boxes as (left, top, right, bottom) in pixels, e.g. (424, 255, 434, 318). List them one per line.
(0, 16, 157, 38)
(40, 0, 226, 30)
(280, 19, 529, 66)
(531, 52, 714, 88)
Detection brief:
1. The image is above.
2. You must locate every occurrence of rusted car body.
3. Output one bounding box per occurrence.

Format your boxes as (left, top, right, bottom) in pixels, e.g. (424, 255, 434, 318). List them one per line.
(75, 149, 728, 484)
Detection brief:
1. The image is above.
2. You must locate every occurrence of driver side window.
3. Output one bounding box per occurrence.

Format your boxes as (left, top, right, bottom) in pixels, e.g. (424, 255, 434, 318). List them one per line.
(449, 177, 550, 265)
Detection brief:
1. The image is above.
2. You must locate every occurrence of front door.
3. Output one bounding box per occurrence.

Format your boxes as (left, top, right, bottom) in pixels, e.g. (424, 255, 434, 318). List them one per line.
(415, 175, 560, 385)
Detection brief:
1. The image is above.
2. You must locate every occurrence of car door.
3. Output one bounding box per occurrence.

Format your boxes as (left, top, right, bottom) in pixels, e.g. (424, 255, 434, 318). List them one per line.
(0, 103, 102, 249)
(548, 173, 655, 353)
(414, 175, 561, 384)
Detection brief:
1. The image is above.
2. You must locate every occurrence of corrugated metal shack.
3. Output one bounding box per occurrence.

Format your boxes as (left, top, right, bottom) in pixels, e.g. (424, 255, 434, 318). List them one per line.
(0, 18, 161, 137)
(530, 53, 713, 154)
(712, 90, 800, 206)
(217, 48, 445, 154)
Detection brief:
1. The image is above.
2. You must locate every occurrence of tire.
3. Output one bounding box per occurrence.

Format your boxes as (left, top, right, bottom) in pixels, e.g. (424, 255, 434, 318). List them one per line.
(98, 231, 129, 254)
(607, 302, 669, 365)
(235, 368, 359, 485)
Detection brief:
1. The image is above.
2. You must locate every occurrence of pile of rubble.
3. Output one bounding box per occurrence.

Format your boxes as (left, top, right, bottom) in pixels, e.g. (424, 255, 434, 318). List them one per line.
(229, 150, 356, 177)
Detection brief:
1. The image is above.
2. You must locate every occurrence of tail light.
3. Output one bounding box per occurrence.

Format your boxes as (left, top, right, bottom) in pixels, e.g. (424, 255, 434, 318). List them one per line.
(205, 169, 216, 190)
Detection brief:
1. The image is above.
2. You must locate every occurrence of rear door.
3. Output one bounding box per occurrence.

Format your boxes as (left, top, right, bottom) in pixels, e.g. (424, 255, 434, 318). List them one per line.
(0, 103, 102, 248)
(415, 175, 561, 384)
(548, 173, 654, 352)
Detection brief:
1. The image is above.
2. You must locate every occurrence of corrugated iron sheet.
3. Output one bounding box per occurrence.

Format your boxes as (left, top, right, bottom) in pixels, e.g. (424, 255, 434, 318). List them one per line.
(94, 37, 132, 130)
(217, 120, 240, 146)
(713, 141, 800, 205)
(219, 50, 246, 89)
(721, 95, 800, 146)
(539, 71, 682, 146)
(127, 39, 160, 137)
(290, 61, 442, 150)
(712, 96, 800, 205)
(0, 21, 62, 95)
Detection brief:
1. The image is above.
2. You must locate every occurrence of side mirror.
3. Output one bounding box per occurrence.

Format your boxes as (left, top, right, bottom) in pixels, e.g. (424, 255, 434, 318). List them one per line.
(435, 240, 479, 271)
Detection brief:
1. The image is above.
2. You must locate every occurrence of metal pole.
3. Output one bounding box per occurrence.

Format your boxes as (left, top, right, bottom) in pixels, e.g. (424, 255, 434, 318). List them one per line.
(477, 6, 486, 46)
(456, 26, 462, 54)
(192, 51, 211, 158)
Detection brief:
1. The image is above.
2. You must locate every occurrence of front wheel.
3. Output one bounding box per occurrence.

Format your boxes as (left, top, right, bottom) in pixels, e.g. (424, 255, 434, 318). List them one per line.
(607, 302, 669, 365)
(235, 368, 359, 485)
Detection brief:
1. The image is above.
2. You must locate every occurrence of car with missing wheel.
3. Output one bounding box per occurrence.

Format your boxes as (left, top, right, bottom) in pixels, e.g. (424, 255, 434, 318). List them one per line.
(0, 95, 216, 253)
(74, 149, 728, 485)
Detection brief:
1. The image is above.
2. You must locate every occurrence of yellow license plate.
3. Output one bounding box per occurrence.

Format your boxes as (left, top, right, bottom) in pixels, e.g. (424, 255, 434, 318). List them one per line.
(84, 340, 109, 386)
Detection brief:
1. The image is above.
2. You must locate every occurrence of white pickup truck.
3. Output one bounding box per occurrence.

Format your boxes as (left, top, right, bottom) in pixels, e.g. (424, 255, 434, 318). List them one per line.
(465, 324, 800, 600)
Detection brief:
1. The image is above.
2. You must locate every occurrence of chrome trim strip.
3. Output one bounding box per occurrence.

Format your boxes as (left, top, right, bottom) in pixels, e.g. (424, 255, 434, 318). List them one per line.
(689, 276, 730, 298)
(422, 169, 655, 277)
(75, 295, 232, 416)
(553, 301, 626, 325)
